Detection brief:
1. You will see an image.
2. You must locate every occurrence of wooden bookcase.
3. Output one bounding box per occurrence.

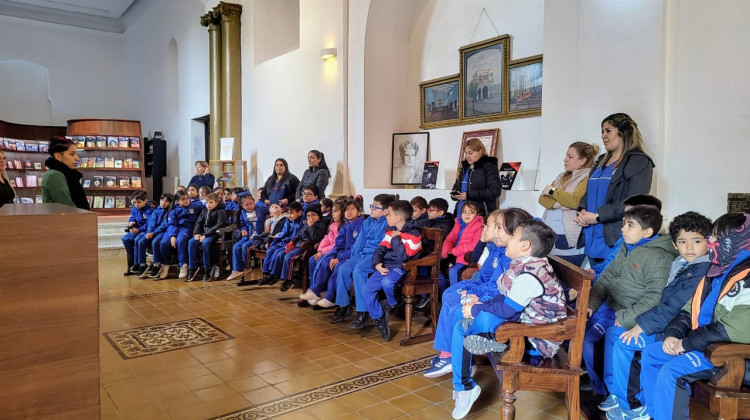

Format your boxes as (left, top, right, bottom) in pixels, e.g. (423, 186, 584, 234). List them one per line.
(67, 119, 146, 214)
(0, 120, 66, 203)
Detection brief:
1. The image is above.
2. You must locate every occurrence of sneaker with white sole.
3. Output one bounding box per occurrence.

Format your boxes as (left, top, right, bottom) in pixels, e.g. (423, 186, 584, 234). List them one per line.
(226, 271, 243, 281)
(463, 334, 508, 355)
(605, 404, 649, 420)
(424, 355, 452, 378)
(598, 394, 619, 411)
(452, 384, 481, 419)
(317, 298, 336, 308)
(178, 264, 189, 279)
(156, 264, 171, 279)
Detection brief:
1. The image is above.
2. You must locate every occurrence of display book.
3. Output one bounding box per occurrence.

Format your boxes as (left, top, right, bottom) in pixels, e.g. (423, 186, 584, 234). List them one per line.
(67, 118, 146, 213)
(1, 137, 50, 203)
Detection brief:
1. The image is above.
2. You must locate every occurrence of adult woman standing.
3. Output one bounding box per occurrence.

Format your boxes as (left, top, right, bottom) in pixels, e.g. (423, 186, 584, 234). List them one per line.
(261, 158, 299, 207)
(296, 150, 330, 200)
(189, 161, 215, 189)
(539, 142, 599, 266)
(41, 136, 90, 210)
(0, 150, 17, 206)
(576, 113, 654, 265)
(450, 138, 501, 215)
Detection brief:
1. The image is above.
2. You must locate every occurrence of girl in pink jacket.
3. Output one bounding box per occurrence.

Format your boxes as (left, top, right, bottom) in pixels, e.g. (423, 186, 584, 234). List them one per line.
(442, 201, 484, 285)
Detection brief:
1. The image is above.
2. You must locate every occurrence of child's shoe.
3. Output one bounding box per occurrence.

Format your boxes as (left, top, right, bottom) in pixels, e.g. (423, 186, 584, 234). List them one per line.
(156, 264, 171, 279)
(279, 279, 294, 292)
(349, 312, 370, 330)
(452, 384, 481, 419)
(463, 334, 508, 355)
(178, 264, 189, 279)
(423, 355, 452, 378)
(317, 298, 336, 308)
(186, 267, 199, 282)
(203, 270, 212, 282)
(330, 305, 352, 324)
(133, 264, 148, 276)
(137, 265, 154, 278)
(226, 270, 243, 281)
(212, 265, 221, 280)
(414, 295, 431, 309)
(374, 315, 391, 342)
(605, 404, 649, 420)
(298, 290, 319, 301)
(123, 265, 138, 276)
(598, 394, 619, 412)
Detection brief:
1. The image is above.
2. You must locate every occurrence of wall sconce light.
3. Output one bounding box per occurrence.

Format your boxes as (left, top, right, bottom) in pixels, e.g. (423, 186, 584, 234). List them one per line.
(320, 47, 337, 60)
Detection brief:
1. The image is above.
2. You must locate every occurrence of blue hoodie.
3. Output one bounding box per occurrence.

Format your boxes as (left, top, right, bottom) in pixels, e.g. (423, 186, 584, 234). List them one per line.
(129, 203, 153, 231)
(166, 200, 204, 238)
(333, 216, 365, 262)
(350, 215, 388, 257)
(146, 206, 170, 235)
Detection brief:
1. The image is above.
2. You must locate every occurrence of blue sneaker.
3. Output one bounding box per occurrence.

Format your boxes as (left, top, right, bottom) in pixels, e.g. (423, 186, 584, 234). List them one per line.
(423, 355, 452, 378)
(606, 404, 649, 420)
(598, 394, 619, 412)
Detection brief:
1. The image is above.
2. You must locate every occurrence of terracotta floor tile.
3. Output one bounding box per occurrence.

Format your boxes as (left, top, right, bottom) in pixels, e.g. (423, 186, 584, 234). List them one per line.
(144, 380, 192, 401)
(274, 410, 321, 420)
(258, 367, 296, 385)
(303, 398, 354, 419)
(194, 383, 240, 402)
(226, 375, 268, 393)
(390, 394, 433, 413)
(242, 384, 286, 405)
(358, 401, 406, 419)
(174, 364, 213, 380)
(182, 373, 225, 390)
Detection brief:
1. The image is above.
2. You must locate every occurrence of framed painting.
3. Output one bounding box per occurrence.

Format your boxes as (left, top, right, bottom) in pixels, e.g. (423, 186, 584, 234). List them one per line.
(420, 74, 460, 129)
(459, 35, 510, 124)
(508, 54, 543, 118)
(392, 132, 429, 185)
(456, 128, 500, 174)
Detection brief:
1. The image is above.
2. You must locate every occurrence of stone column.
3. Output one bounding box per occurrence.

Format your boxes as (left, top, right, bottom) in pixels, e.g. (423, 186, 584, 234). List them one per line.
(200, 11, 223, 161)
(218, 2, 242, 160)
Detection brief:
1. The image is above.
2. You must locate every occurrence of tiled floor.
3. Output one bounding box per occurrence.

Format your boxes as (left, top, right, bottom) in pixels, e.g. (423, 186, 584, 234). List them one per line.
(98, 252, 713, 419)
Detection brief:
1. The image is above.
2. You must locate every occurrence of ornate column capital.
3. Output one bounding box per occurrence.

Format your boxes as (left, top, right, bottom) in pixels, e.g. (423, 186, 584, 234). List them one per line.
(215, 2, 243, 19)
(200, 10, 222, 28)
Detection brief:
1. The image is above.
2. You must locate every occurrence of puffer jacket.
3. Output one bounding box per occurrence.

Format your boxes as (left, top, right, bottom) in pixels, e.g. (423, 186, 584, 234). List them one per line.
(451, 155, 502, 214)
(296, 166, 330, 200)
(193, 201, 227, 237)
(588, 234, 679, 328)
(441, 215, 485, 265)
(372, 220, 422, 269)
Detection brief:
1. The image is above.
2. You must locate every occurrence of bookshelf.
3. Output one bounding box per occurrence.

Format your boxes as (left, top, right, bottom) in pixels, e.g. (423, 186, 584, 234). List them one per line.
(0, 120, 67, 203)
(67, 119, 146, 214)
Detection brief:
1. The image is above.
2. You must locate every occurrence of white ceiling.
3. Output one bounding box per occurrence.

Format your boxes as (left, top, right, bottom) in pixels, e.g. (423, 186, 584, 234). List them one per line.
(0, 0, 139, 32)
(7, 0, 135, 18)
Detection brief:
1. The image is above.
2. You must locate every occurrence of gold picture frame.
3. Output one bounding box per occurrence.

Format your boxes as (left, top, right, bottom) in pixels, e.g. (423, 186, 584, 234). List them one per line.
(507, 54, 543, 119)
(459, 34, 510, 124)
(419, 74, 460, 129)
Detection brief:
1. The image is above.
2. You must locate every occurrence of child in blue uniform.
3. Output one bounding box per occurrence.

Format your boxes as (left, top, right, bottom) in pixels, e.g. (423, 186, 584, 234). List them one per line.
(157, 190, 204, 279)
(259, 201, 304, 285)
(123, 190, 153, 276)
(365, 200, 422, 341)
(227, 194, 269, 281)
(410, 196, 429, 227)
(300, 185, 320, 216)
(277, 203, 327, 291)
(187, 193, 228, 282)
(136, 193, 174, 278)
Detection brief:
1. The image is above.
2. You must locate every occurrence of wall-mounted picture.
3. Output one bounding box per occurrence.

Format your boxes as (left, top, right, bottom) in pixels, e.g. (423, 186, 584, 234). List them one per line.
(392, 132, 429, 185)
(508, 54, 543, 117)
(459, 35, 510, 124)
(456, 128, 500, 174)
(420, 74, 460, 129)
(421, 161, 439, 189)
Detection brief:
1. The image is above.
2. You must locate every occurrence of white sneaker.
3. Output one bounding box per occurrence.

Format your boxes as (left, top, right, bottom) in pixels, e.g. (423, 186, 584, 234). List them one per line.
(307, 298, 320, 306)
(227, 271, 243, 281)
(452, 385, 481, 419)
(317, 298, 336, 308)
(299, 290, 319, 301)
(157, 265, 171, 279)
(178, 264, 188, 279)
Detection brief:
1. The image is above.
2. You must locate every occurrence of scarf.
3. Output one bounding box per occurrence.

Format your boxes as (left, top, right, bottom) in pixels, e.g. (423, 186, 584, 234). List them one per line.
(707, 214, 750, 277)
(45, 157, 90, 210)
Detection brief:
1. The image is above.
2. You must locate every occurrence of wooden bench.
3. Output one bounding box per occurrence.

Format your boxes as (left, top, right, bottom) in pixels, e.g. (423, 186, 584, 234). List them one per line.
(487, 255, 593, 420)
(691, 343, 750, 420)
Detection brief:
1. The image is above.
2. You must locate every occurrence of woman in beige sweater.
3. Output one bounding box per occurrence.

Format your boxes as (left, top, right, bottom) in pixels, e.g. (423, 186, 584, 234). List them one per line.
(538, 142, 599, 266)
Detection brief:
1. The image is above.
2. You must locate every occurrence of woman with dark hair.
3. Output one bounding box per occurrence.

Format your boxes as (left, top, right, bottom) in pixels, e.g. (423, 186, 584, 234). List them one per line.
(450, 138, 501, 216)
(261, 158, 299, 207)
(576, 113, 654, 265)
(41, 136, 90, 210)
(296, 150, 330, 200)
(0, 150, 17, 206)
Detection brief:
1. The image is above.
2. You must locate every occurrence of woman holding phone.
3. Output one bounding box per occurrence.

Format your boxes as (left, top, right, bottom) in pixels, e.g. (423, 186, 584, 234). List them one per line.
(450, 138, 501, 216)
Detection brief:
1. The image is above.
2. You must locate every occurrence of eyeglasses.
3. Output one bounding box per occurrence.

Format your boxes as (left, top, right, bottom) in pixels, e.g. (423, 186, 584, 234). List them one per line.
(369, 204, 385, 211)
(302, 192, 315, 196)
(427, 208, 440, 213)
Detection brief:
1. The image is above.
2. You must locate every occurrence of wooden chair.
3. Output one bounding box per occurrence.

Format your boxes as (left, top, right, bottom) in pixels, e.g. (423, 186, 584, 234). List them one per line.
(487, 255, 593, 420)
(400, 227, 443, 346)
(215, 210, 237, 277)
(691, 343, 750, 420)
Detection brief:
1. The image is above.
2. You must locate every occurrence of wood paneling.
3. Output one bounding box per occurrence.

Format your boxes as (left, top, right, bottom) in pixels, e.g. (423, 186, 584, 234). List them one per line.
(0, 120, 66, 140)
(0, 204, 100, 419)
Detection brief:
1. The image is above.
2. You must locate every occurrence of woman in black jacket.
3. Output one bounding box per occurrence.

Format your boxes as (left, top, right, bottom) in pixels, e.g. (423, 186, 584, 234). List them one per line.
(450, 138, 501, 215)
(260, 158, 299, 208)
(0, 150, 16, 206)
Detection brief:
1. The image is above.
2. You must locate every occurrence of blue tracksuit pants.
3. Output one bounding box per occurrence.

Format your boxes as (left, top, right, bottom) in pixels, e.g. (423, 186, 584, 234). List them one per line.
(188, 235, 217, 269)
(122, 232, 138, 263)
(451, 309, 505, 391)
(263, 242, 286, 274)
(448, 263, 466, 286)
(434, 281, 486, 353)
(364, 267, 405, 319)
(334, 253, 374, 309)
(309, 253, 336, 295)
(174, 230, 191, 266)
(583, 302, 617, 395)
(157, 234, 174, 266)
(280, 248, 304, 280)
(232, 236, 255, 272)
(641, 342, 716, 420)
(151, 233, 166, 265)
(604, 325, 656, 409)
(132, 232, 150, 265)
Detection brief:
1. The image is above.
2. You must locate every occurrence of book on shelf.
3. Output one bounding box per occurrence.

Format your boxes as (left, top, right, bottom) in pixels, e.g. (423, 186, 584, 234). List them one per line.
(83, 179, 91, 188)
(105, 176, 117, 188)
(131, 176, 142, 188)
(92, 196, 104, 208)
(103, 136, 114, 148)
(104, 157, 115, 168)
(124, 158, 132, 169)
(95, 157, 105, 168)
(2, 139, 10, 150)
(39, 142, 48, 153)
(86, 196, 93, 207)
(119, 176, 130, 188)
(0, 138, 4, 150)
(132, 160, 140, 169)
(119, 137, 129, 148)
(35, 195, 43, 204)
(130, 137, 140, 148)
(499, 162, 522, 191)
(86, 136, 96, 148)
(115, 196, 127, 209)
(15, 140, 24, 151)
(114, 159, 123, 168)
(79, 157, 89, 168)
(88, 158, 97, 168)
(14, 160, 22, 169)
(76, 137, 86, 148)
(104, 196, 115, 209)
(25, 174, 37, 188)
(6, 160, 13, 169)
(20, 197, 33, 204)
(33, 162, 42, 170)
(26, 143, 38, 152)
(24, 160, 32, 169)
(92, 176, 103, 188)
(15, 176, 23, 188)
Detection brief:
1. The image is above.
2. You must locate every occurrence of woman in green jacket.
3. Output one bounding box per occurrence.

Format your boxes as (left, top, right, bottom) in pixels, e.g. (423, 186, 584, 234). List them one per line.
(41, 136, 90, 210)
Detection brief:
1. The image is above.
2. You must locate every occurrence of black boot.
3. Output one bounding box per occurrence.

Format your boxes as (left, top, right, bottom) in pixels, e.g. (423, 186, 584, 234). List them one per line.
(349, 311, 370, 330)
(279, 279, 294, 292)
(123, 258, 137, 276)
(374, 315, 391, 342)
(331, 305, 352, 324)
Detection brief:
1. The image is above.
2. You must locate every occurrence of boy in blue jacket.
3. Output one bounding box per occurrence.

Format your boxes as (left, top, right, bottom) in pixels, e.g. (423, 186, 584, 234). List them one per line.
(365, 200, 422, 341)
(123, 190, 154, 276)
(228, 193, 269, 281)
(187, 193, 228, 282)
(157, 190, 204, 279)
(333, 194, 395, 330)
(599, 211, 712, 419)
(277, 203, 327, 291)
(259, 201, 304, 285)
(136, 193, 174, 278)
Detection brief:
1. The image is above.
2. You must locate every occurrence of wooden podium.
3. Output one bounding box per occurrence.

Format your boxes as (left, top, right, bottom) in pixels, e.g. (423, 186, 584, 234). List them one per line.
(0, 204, 100, 418)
